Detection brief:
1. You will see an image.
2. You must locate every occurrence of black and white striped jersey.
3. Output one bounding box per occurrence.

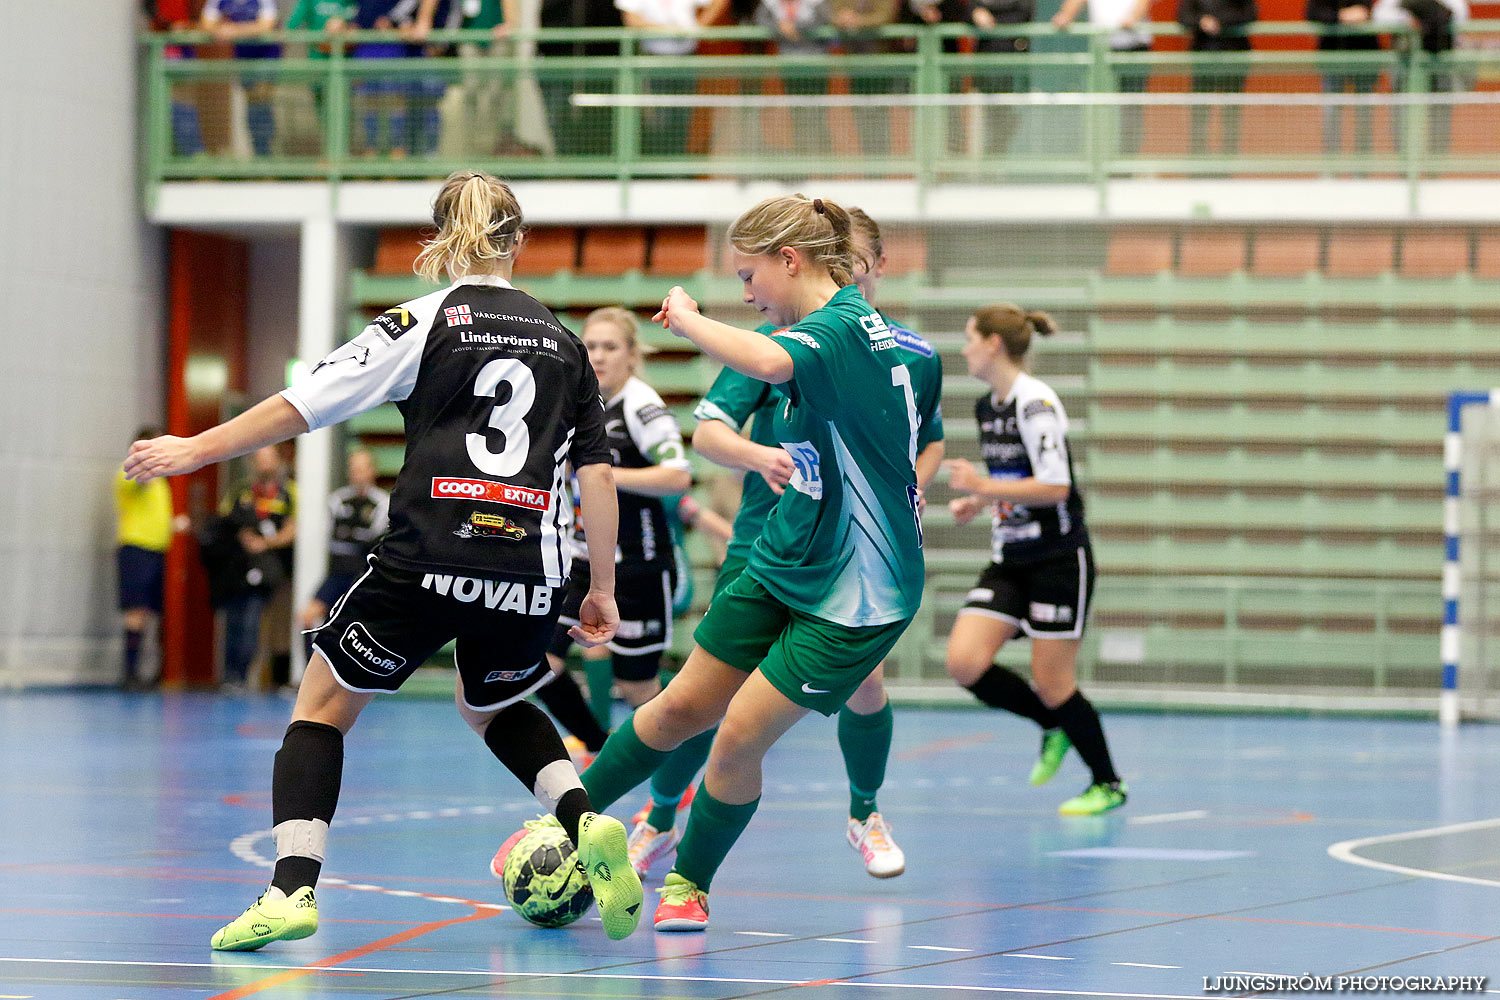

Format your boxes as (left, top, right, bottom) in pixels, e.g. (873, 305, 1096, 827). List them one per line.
(282, 274, 611, 587)
(976, 371, 1088, 565)
(570, 376, 690, 568)
(326, 484, 391, 576)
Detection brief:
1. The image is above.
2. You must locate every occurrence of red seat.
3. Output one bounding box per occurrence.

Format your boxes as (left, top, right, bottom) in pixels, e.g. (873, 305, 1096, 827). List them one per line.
(1177, 229, 1247, 277)
(580, 227, 648, 276)
(373, 228, 426, 276)
(1325, 229, 1395, 278)
(1399, 230, 1472, 278)
(1104, 229, 1174, 277)
(514, 227, 578, 276)
(1250, 228, 1321, 278)
(650, 226, 710, 275)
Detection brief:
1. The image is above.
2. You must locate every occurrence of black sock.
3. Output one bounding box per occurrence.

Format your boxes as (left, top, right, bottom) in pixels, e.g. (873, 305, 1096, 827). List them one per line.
(965, 665, 1058, 729)
(122, 629, 143, 684)
(483, 701, 591, 845)
(271, 720, 344, 895)
(1052, 691, 1120, 786)
(535, 669, 609, 752)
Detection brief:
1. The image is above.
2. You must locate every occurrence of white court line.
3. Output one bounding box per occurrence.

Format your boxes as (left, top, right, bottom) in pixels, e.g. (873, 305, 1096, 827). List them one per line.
(821, 937, 876, 944)
(1115, 963, 1181, 970)
(1008, 953, 1073, 961)
(912, 946, 972, 953)
(0, 959, 1239, 998)
(1126, 811, 1209, 826)
(1327, 816, 1500, 889)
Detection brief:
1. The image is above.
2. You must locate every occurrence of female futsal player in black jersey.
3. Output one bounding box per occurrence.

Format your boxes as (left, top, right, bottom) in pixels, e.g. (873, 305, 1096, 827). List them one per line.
(943, 304, 1126, 815)
(124, 170, 645, 948)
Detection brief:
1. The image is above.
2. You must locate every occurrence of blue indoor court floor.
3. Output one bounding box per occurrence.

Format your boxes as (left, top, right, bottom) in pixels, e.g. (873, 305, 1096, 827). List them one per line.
(2, 690, 1498, 1000)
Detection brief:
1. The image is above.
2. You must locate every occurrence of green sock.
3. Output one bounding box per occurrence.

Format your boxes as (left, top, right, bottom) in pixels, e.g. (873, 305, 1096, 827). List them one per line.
(579, 714, 671, 813)
(670, 780, 759, 892)
(647, 727, 716, 831)
(838, 701, 893, 823)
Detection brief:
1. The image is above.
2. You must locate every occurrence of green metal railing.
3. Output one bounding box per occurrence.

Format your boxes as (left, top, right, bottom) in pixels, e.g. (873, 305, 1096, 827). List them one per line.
(140, 22, 1500, 195)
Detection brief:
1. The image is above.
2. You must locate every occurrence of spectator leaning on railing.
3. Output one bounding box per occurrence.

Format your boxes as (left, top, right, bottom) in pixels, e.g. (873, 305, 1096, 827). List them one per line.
(755, 0, 835, 154)
(829, 0, 904, 157)
(912, 0, 1036, 156)
(202, 0, 281, 157)
(1176, 0, 1257, 156)
(617, 0, 729, 156)
(1307, 0, 1380, 158)
(1374, 0, 1467, 154)
(1052, 0, 1151, 156)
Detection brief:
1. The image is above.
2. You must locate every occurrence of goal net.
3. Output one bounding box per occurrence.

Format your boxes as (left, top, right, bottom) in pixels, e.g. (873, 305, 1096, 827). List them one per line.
(1449, 391, 1500, 725)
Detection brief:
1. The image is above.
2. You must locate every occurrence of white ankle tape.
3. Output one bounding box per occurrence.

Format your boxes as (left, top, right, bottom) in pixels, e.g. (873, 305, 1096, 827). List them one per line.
(273, 818, 330, 862)
(533, 759, 584, 816)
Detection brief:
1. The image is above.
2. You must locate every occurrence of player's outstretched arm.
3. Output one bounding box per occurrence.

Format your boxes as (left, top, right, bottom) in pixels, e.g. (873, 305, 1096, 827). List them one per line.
(654, 286, 795, 384)
(124, 395, 309, 483)
(571, 462, 620, 647)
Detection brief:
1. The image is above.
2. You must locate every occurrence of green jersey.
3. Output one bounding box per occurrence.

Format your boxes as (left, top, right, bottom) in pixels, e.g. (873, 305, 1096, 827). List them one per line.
(743, 285, 927, 627)
(695, 315, 943, 569)
(287, 0, 357, 53)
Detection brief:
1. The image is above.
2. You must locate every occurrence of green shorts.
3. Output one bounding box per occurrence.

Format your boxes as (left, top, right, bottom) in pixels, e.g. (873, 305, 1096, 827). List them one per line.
(694, 570, 912, 717)
(710, 550, 751, 602)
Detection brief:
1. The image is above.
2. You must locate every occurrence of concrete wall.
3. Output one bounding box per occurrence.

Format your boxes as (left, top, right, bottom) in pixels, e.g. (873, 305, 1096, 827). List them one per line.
(0, 6, 164, 685)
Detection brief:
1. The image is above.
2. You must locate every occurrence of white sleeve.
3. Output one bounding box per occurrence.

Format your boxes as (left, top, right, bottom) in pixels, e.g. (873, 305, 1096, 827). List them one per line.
(201, 0, 223, 21)
(368, 489, 391, 537)
(626, 390, 692, 472)
(281, 322, 426, 432)
(258, 0, 278, 19)
(1019, 392, 1072, 486)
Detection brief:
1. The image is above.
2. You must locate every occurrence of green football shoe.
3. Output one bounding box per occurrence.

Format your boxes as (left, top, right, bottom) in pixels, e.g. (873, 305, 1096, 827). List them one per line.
(1028, 728, 1072, 786)
(577, 811, 643, 940)
(1058, 781, 1128, 816)
(211, 885, 319, 951)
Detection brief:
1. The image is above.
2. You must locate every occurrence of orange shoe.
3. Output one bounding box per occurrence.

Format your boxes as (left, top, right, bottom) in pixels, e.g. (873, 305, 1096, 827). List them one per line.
(653, 872, 708, 932)
(489, 827, 530, 880)
(630, 784, 697, 827)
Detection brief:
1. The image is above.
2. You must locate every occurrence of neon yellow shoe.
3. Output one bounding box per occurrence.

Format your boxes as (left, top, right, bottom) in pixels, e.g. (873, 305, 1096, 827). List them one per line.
(210, 886, 318, 951)
(1028, 729, 1072, 786)
(1058, 781, 1128, 816)
(577, 812, 643, 940)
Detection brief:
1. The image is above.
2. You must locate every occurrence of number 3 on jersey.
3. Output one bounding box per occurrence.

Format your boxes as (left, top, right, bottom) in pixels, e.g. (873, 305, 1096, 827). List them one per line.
(467, 358, 535, 477)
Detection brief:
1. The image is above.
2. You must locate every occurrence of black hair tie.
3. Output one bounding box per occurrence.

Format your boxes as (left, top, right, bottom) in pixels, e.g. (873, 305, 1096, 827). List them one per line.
(813, 198, 825, 214)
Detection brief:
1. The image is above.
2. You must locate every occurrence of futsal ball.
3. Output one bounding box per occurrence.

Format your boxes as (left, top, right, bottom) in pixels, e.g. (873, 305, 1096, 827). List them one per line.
(500, 824, 594, 928)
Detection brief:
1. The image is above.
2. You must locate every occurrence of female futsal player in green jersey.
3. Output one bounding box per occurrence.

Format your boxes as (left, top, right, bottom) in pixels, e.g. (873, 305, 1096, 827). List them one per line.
(577, 194, 927, 930)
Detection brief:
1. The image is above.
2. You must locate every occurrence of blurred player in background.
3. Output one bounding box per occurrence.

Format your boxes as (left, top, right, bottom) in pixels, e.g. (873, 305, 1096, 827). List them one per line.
(298, 447, 389, 663)
(944, 304, 1126, 816)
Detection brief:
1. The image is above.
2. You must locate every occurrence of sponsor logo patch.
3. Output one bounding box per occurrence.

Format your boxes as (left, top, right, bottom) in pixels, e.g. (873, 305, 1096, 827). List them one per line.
(431, 477, 549, 511)
(444, 304, 473, 327)
(782, 441, 823, 500)
(454, 511, 527, 541)
(339, 622, 405, 676)
(1029, 602, 1074, 624)
(372, 306, 417, 340)
(483, 664, 542, 684)
(775, 330, 821, 351)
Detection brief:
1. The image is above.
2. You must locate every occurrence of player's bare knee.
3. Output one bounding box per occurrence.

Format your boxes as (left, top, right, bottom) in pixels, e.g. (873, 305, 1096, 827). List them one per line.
(650, 684, 716, 742)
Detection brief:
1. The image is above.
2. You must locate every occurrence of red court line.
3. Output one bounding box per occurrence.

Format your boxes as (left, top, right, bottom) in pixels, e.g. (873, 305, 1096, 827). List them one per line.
(205, 904, 499, 1000)
(893, 732, 994, 760)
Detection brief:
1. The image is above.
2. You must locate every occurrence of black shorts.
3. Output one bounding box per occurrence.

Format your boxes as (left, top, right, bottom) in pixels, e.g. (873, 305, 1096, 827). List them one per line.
(551, 560, 676, 679)
(117, 545, 165, 613)
(310, 556, 559, 711)
(959, 545, 1095, 639)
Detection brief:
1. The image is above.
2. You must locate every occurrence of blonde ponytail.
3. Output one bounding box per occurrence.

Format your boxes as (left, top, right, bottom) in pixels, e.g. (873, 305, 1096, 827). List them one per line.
(727, 194, 857, 286)
(414, 171, 525, 283)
